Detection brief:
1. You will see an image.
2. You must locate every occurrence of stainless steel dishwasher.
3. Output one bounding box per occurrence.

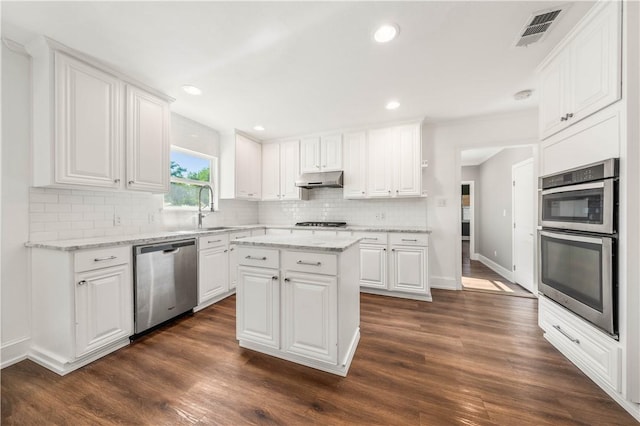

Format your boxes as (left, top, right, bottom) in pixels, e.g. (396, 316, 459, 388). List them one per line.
(133, 239, 197, 335)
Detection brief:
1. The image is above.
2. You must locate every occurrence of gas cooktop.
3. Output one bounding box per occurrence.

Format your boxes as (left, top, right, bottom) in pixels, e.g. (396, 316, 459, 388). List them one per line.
(294, 221, 347, 228)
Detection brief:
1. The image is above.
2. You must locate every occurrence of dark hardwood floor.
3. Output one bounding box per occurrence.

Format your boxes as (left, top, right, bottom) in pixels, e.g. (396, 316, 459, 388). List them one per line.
(2, 291, 636, 425)
(462, 240, 534, 298)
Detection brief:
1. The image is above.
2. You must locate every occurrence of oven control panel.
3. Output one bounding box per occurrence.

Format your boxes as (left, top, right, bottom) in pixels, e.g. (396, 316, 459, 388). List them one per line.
(540, 158, 618, 190)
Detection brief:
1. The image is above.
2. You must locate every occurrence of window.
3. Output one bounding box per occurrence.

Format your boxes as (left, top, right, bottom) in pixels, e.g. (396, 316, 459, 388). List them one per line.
(164, 146, 218, 210)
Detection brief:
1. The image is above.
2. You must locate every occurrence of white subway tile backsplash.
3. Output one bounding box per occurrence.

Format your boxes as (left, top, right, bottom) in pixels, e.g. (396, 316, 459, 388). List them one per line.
(30, 203, 45, 212)
(30, 193, 58, 203)
(83, 229, 105, 238)
(83, 196, 104, 205)
(58, 195, 83, 204)
(31, 212, 58, 223)
(45, 203, 72, 213)
(45, 221, 71, 231)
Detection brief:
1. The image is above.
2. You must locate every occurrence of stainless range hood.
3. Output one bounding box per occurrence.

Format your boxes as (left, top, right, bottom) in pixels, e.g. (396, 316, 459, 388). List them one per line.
(295, 171, 343, 189)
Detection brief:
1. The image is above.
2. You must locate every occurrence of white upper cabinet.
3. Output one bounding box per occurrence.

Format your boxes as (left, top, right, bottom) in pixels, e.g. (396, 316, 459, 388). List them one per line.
(28, 38, 172, 192)
(342, 131, 367, 199)
(221, 132, 262, 200)
(300, 137, 321, 173)
(261, 143, 280, 200)
(125, 85, 170, 192)
(366, 123, 422, 198)
(280, 140, 302, 200)
(300, 134, 342, 173)
(53, 52, 121, 189)
(538, 1, 621, 140)
(261, 140, 306, 201)
(320, 134, 343, 171)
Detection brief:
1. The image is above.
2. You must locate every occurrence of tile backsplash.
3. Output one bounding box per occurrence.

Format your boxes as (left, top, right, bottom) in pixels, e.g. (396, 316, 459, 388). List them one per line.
(29, 187, 427, 241)
(258, 188, 428, 227)
(28, 187, 258, 242)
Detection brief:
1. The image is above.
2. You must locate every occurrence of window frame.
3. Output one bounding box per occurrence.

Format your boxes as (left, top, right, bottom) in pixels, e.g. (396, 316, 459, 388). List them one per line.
(164, 145, 219, 211)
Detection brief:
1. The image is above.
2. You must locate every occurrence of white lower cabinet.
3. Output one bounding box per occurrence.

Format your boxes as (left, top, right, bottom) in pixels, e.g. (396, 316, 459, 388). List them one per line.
(237, 265, 280, 349)
(359, 244, 387, 289)
(198, 245, 229, 304)
(282, 272, 338, 363)
(389, 245, 427, 294)
(75, 263, 132, 357)
(31, 245, 133, 375)
(539, 296, 621, 392)
(236, 245, 360, 376)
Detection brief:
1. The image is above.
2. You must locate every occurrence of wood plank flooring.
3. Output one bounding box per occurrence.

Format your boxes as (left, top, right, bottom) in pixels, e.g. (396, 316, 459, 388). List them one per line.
(462, 241, 534, 298)
(2, 291, 636, 425)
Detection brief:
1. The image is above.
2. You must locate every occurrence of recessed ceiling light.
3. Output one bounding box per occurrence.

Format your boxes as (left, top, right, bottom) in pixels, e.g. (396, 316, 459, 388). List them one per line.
(190, 134, 199, 138)
(374, 24, 399, 43)
(514, 89, 533, 100)
(253, 125, 265, 131)
(182, 85, 202, 96)
(385, 100, 400, 110)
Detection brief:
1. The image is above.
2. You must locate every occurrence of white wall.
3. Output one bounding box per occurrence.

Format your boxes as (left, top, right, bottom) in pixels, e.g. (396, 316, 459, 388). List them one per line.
(423, 109, 538, 290)
(1, 43, 32, 366)
(258, 188, 427, 227)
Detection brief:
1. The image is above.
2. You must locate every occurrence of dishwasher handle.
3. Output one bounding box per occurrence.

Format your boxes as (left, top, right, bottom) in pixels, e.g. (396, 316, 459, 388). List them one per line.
(137, 239, 195, 255)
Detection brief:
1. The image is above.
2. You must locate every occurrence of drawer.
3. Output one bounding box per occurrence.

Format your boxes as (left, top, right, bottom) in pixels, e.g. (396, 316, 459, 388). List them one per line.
(238, 247, 279, 269)
(389, 232, 428, 246)
(229, 231, 251, 242)
(282, 250, 337, 276)
(75, 245, 130, 272)
(199, 234, 229, 250)
(539, 297, 621, 392)
(353, 232, 387, 245)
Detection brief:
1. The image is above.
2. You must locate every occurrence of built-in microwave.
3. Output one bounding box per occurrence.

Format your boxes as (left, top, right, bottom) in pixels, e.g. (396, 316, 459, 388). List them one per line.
(539, 159, 618, 234)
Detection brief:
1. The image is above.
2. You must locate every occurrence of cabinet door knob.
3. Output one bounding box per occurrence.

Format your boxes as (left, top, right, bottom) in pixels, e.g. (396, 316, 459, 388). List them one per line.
(388, 190, 391, 194)
(391, 248, 395, 252)
(316, 165, 320, 168)
(272, 276, 278, 280)
(114, 179, 120, 184)
(284, 278, 290, 282)
(396, 190, 399, 193)
(78, 280, 87, 286)
(224, 249, 228, 253)
(361, 191, 365, 194)
(128, 180, 134, 185)
(567, 113, 574, 119)
(230, 248, 235, 251)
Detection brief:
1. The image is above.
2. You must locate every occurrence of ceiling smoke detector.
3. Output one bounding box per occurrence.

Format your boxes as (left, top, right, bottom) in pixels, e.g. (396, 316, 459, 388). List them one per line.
(514, 6, 567, 47)
(514, 89, 533, 100)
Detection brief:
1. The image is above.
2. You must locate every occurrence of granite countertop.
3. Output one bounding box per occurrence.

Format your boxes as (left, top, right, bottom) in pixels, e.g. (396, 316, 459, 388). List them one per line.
(233, 234, 361, 253)
(266, 224, 432, 233)
(25, 225, 267, 251)
(26, 223, 430, 252)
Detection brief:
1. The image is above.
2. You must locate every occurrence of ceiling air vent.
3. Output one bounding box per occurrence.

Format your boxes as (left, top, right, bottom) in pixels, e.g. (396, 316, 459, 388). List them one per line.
(514, 6, 565, 47)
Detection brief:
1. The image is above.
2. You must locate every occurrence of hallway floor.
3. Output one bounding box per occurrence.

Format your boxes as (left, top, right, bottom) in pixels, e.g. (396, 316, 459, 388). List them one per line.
(462, 241, 534, 298)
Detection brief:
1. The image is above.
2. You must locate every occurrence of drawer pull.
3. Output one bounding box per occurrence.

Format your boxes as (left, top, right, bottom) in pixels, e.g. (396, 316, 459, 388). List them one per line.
(401, 239, 418, 242)
(553, 325, 580, 344)
(245, 255, 267, 261)
(208, 239, 222, 244)
(94, 255, 117, 262)
(224, 249, 228, 253)
(363, 237, 378, 241)
(78, 280, 87, 286)
(296, 260, 322, 266)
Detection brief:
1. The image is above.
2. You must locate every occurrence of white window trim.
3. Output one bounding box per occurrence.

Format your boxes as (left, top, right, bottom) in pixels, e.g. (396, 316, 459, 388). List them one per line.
(165, 146, 219, 211)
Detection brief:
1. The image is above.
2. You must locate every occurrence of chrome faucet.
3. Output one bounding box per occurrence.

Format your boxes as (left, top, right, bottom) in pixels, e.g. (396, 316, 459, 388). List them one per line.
(197, 184, 215, 228)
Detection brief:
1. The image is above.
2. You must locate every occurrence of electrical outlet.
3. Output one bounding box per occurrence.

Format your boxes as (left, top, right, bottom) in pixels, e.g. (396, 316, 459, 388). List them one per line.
(437, 198, 446, 207)
(148, 213, 155, 224)
(113, 213, 121, 226)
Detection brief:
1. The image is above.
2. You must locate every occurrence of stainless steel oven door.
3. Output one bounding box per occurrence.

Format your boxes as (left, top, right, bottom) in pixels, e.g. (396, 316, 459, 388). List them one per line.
(538, 230, 615, 336)
(539, 180, 614, 233)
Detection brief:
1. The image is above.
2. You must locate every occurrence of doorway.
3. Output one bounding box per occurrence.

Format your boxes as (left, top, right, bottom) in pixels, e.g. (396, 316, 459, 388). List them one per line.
(459, 146, 536, 298)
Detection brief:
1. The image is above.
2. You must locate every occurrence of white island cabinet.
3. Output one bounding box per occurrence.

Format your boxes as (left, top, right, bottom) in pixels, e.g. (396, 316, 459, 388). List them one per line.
(234, 235, 360, 376)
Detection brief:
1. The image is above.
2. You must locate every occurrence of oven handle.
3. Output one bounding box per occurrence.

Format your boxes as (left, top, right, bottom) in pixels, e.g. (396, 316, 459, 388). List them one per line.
(539, 230, 607, 245)
(541, 180, 605, 196)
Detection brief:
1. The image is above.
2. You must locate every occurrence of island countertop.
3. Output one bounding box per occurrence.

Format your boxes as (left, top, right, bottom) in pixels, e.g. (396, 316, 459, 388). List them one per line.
(232, 234, 361, 253)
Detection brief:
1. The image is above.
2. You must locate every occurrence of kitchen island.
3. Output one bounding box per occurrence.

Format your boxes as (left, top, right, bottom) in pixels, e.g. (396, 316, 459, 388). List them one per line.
(233, 234, 361, 376)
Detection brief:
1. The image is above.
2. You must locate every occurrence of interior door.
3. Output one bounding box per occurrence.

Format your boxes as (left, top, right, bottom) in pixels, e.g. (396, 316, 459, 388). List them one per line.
(512, 158, 535, 293)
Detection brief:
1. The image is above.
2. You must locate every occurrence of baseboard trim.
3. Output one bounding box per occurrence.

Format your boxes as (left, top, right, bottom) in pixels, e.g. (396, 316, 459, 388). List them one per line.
(360, 288, 432, 301)
(430, 276, 459, 290)
(1, 337, 31, 369)
(194, 289, 236, 312)
(477, 254, 513, 282)
(470, 253, 479, 261)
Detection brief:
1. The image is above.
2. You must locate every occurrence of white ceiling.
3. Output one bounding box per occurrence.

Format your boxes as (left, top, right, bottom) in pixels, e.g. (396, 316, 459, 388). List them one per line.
(2, 1, 594, 140)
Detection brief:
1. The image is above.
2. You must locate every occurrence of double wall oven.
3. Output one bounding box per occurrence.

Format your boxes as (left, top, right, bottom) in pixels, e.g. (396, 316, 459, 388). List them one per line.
(538, 158, 618, 337)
